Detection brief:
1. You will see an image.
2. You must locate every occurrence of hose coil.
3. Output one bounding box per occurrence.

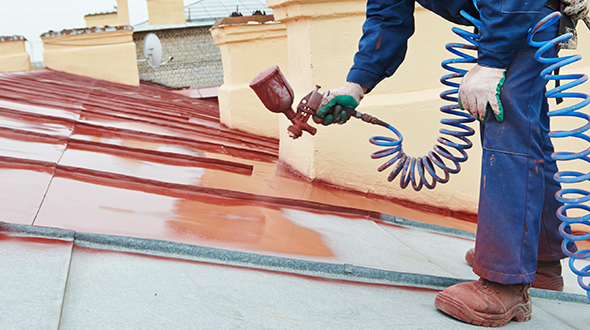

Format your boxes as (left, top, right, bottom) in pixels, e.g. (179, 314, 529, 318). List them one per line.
(528, 11, 590, 299)
(369, 12, 479, 191)
(369, 8, 590, 298)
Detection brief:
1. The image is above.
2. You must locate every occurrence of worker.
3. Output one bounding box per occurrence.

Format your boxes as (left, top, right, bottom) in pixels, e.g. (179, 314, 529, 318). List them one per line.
(315, 0, 588, 327)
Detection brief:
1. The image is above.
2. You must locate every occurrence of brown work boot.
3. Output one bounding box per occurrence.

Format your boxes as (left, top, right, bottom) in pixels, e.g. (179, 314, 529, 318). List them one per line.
(534, 260, 565, 291)
(465, 247, 476, 267)
(435, 278, 532, 327)
(464, 248, 564, 291)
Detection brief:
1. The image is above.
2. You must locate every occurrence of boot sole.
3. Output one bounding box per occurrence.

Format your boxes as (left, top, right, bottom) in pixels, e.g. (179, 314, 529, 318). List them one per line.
(435, 291, 532, 327)
(532, 274, 564, 292)
(465, 249, 564, 291)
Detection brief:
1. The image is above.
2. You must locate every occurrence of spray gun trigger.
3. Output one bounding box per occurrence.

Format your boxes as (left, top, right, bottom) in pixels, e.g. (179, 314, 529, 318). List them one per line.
(342, 107, 360, 118)
(323, 90, 330, 102)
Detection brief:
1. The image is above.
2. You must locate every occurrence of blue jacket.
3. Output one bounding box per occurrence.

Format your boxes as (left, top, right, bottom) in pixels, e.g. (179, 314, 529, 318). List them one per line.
(347, 0, 547, 90)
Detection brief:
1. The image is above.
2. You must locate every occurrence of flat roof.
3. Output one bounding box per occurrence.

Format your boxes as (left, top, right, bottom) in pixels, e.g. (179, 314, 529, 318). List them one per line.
(0, 69, 588, 328)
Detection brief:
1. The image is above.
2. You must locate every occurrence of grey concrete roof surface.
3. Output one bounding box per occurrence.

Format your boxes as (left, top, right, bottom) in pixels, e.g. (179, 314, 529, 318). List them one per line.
(1, 70, 588, 329)
(1, 218, 588, 329)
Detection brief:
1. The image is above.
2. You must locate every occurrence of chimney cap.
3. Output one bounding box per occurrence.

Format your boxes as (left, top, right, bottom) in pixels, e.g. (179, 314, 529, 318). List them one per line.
(0, 35, 26, 42)
(84, 11, 118, 18)
(41, 25, 133, 38)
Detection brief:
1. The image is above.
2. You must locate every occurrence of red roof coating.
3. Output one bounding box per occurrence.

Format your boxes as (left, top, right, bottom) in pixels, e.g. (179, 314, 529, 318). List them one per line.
(0, 70, 476, 259)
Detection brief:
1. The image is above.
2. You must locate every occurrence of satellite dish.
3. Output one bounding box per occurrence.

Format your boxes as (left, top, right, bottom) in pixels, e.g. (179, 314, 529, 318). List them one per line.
(139, 33, 174, 68)
(144, 33, 163, 68)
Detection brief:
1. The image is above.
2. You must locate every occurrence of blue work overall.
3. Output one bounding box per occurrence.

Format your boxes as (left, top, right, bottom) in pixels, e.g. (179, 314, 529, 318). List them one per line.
(347, 1, 569, 285)
(474, 6, 566, 284)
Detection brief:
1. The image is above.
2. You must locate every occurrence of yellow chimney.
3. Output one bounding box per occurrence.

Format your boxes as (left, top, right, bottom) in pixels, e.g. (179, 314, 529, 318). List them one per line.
(85, 12, 119, 28)
(0, 36, 32, 72)
(146, 0, 186, 25)
(117, 0, 130, 26)
(84, 0, 131, 28)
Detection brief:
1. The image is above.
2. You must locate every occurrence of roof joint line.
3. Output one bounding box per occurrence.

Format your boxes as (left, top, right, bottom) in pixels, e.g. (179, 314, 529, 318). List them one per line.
(56, 241, 76, 329)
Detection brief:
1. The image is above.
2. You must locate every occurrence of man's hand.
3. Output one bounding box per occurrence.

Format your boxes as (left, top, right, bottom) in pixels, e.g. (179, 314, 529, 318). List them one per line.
(458, 64, 506, 123)
(315, 82, 365, 126)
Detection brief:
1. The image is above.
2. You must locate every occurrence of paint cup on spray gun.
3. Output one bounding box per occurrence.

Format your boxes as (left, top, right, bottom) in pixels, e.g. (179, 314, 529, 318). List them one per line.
(249, 66, 319, 139)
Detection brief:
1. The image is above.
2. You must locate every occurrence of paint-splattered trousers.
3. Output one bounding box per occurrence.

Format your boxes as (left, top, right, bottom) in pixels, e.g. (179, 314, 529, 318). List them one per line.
(473, 6, 569, 285)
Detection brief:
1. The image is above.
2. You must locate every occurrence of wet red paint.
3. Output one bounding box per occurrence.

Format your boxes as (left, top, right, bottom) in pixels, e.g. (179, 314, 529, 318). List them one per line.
(70, 123, 278, 163)
(0, 129, 68, 164)
(34, 171, 334, 257)
(0, 69, 480, 260)
(376, 34, 382, 50)
(61, 140, 254, 176)
(0, 161, 54, 225)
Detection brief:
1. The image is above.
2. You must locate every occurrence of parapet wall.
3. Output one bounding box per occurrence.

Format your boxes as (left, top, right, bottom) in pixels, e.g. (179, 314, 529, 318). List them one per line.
(211, 15, 288, 139)
(214, 0, 590, 216)
(42, 26, 139, 86)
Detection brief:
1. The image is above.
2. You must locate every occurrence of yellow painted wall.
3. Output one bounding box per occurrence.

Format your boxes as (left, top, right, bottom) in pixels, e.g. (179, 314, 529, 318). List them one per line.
(85, 13, 119, 27)
(84, 1, 130, 27)
(117, 0, 131, 26)
(211, 18, 288, 138)
(146, 0, 185, 25)
(260, 0, 590, 216)
(268, 0, 368, 185)
(42, 28, 139, 86)
(0, 38, 31, 72)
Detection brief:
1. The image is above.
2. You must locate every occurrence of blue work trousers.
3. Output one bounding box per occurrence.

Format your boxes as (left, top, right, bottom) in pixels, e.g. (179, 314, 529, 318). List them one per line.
(473, 7, 567, 285)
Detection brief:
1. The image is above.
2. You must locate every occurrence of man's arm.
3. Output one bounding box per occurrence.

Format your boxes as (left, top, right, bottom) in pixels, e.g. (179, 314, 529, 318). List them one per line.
(346, 0, 416, 92)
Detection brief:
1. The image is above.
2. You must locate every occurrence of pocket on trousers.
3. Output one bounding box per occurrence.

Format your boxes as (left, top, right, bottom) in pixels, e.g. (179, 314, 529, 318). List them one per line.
(501, 1, 542, 14)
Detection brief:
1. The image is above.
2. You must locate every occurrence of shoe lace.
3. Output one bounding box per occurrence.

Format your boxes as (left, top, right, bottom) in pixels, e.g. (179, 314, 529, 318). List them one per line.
(480, 279, 530, 300)
(478, 279, 497, 293)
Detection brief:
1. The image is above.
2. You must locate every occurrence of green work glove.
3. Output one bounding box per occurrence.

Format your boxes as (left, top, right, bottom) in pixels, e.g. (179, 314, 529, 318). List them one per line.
(458, 64, 506, 123)
(315, 82, 364, 126)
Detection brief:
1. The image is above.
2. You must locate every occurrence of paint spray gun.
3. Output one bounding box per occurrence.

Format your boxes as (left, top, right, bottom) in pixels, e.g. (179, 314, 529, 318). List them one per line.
(249, 66, 387, 139)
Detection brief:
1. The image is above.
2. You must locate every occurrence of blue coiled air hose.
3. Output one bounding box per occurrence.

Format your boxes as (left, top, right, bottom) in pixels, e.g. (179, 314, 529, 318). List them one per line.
(368, 10, 590, 298)
(369, 11, 479, 191)
(528, 11, 590, 299)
